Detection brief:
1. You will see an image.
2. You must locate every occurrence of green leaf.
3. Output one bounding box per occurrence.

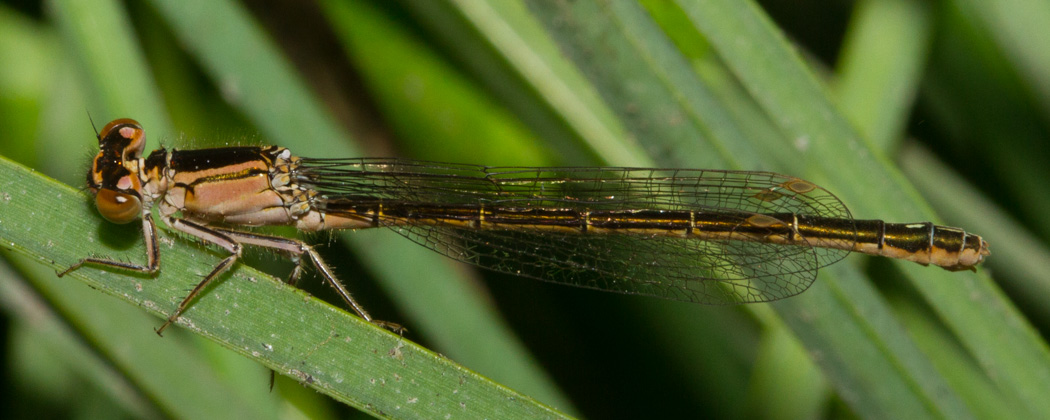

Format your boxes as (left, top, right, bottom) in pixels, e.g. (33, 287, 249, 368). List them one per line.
(833, 0, 933, 148)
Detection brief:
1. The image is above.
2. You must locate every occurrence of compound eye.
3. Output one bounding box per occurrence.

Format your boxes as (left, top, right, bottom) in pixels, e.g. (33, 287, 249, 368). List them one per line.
(95, 188, 142, 224)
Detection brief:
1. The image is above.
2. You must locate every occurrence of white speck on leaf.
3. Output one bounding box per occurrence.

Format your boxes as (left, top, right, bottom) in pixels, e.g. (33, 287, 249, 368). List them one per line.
(794, 135, 810, 151)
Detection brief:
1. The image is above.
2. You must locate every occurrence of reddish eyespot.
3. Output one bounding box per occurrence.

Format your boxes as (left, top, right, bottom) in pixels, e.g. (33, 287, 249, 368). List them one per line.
(98, 118, 146, 161)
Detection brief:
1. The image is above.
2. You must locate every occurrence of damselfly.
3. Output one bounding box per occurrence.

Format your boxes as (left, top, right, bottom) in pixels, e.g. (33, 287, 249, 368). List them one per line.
(59, 118, 990, 334)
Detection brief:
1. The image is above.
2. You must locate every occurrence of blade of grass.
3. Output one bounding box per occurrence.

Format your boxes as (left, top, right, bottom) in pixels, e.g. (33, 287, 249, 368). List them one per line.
(923, 2, 1050, 240)
(0, 5, 53, 168)
(0, 257, 161, 419)
(884, 285, 1025, 419)
(952, 0, 1050, 114)
(678, 0, 1050, 417)
(900, 144, 1050, 323)
(744, 324, 829, 419)
(559, 0, 968, 417)
(403, 0, 650, 167)
(0, 251, 275, 419)
(319, 0, 551, 167)
(833, 0, 933, 148)
(833, 3, 1040, 416)
(50, 0, 171, 136)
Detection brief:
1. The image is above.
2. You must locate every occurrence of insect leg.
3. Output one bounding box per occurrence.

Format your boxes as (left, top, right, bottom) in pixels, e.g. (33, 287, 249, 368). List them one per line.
(211, 228, 403, 333)
(58, 211, 161, 277)
(154, 217, 243, 335)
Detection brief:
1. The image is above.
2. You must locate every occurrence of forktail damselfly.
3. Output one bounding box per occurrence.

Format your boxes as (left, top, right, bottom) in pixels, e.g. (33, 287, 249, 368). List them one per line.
(59, 119, 990, 334)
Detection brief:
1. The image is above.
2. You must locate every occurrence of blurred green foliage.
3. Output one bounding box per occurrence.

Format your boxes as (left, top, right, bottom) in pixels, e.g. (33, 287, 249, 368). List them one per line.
(1, 0, 1048, 418)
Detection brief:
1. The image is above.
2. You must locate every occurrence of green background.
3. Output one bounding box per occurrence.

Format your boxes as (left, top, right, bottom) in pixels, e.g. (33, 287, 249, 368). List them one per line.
(1, 0, 1048, 418)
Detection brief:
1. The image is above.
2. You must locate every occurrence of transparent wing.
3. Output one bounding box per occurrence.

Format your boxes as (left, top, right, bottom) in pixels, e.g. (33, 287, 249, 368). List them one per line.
(297, 158, 855, 304)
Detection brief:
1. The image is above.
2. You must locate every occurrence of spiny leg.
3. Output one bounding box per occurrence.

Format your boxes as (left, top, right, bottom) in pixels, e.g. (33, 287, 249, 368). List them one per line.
(212, 227, 403, 333)
(57, 211, 161, 277)
(154, 217, 243, 336)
